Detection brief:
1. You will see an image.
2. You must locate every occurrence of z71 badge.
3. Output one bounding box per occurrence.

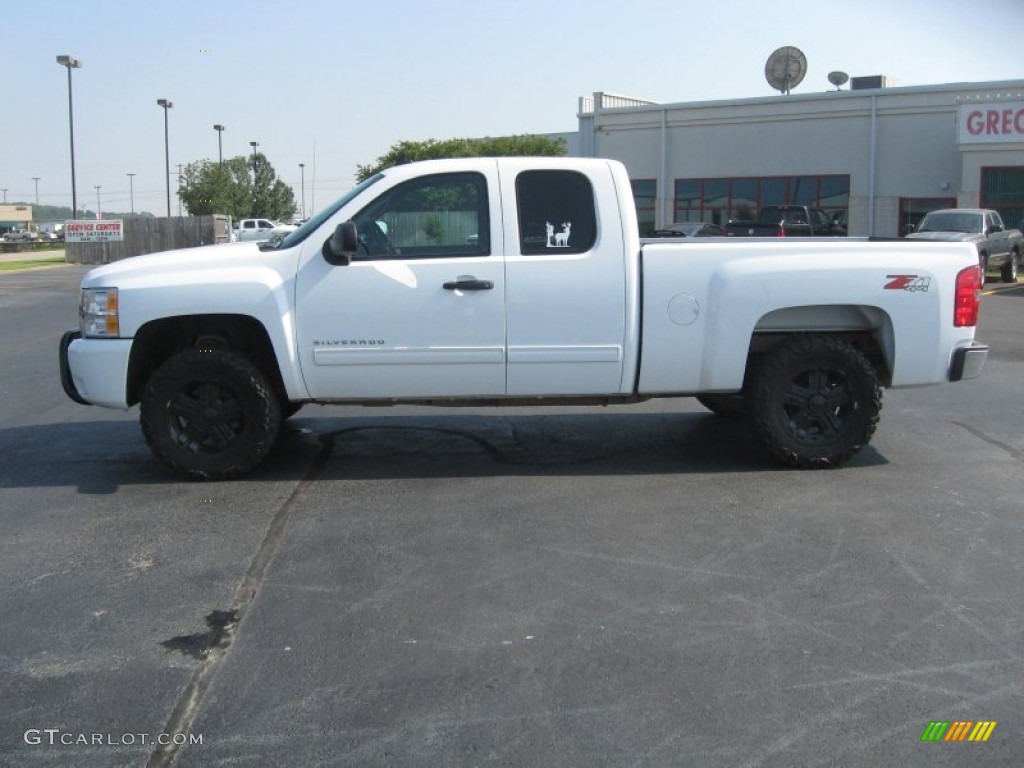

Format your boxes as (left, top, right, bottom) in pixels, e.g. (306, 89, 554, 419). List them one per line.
(884, 274, 931, 292)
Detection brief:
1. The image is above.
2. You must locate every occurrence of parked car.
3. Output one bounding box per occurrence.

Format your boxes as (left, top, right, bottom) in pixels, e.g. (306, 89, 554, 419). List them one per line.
(38, 231, 59, 242)
(906, 208, 1021, 283)
(646, 222, 726, 238)
(4, 228, 38, 242)
(727, 206, 846, 237)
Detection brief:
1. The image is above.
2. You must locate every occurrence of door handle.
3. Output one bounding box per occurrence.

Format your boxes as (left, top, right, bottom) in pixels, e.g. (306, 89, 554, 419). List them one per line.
(443, 277, 493, 291)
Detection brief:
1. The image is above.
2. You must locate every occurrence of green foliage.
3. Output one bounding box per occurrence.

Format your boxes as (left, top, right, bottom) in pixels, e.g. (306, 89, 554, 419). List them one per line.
(28, 203, 153, 221)
(179, 154, 296, 220)
(356, 135, 567, 182)
(422, 215, 443, 243)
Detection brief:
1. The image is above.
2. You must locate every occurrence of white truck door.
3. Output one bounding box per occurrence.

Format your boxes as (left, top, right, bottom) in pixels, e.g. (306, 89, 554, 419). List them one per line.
(295, 168, 506, 399)
(500, 162, 628, 395)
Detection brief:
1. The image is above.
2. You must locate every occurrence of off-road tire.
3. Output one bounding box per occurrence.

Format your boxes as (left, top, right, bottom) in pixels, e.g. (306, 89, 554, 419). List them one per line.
(140, 348, 281, 480)
(1001, 251, 1019, 283)
(746, 335, 881, 469)
(696, 394, 747, 418)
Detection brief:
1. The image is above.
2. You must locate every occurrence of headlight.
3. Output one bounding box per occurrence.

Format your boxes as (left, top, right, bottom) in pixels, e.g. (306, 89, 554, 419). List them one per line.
(80, 288, 120, 337)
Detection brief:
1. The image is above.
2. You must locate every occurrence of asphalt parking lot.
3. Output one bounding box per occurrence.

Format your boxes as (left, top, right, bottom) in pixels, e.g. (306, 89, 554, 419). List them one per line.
(1, 264, 1022, 767)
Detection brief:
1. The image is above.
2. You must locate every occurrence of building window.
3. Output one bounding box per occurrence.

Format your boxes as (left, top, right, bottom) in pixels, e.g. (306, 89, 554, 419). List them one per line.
(981, 167, 1024, 232)
(631, 179, 657, 235)
(674, 175, 850, 226)
(899, 197, 956, 236)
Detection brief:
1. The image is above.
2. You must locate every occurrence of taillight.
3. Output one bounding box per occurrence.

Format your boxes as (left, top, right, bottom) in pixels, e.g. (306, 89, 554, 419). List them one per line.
(777, 226, 786, 237)
(954, 265, 982, 327)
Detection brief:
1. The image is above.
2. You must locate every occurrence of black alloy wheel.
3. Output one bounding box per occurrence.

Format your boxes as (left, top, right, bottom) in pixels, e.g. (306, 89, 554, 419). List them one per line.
(747, 335, 881, 468)
(141, 348, 281, 480)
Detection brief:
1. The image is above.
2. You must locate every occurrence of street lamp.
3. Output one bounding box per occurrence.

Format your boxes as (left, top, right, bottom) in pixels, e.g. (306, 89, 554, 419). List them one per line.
(249, 141, 259, 215)
(299, 163, 306, 219)
(127, 173, 135, 215)
(56, 55, 82, 219)
(157, 98, 173, 218)
(32, 177, 40, 206)
(94, 185, 101, 219)
(213, 124, 225, 164)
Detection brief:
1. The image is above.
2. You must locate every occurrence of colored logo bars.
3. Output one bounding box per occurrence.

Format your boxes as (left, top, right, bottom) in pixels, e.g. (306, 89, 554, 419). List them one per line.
(921, 721, 997, 742)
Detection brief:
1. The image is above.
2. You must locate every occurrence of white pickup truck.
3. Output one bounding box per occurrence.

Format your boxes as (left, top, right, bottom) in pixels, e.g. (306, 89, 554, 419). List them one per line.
(233, 218, 297, 243)
(60, 158, 988, 479)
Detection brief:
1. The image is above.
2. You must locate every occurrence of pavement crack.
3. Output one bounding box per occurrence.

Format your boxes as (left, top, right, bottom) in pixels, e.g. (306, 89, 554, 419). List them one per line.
(146, 433, 334, 768)
(951, 420, 1024, 463)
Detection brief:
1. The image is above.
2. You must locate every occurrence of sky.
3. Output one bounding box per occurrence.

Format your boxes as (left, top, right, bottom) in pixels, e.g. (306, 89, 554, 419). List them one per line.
(3, 0, 1023, 218)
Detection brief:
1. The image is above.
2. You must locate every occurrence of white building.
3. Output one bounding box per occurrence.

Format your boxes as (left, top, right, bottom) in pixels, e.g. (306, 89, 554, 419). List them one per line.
(570, 79, 1024, 237)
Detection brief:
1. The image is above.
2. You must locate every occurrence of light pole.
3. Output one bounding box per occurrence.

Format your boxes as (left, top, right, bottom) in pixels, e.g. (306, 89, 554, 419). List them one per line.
(157, 98, 173, 218)
(213, 124, 225, 164)
(1, 188, 7, 203)
(299, 163, 305, 219)
(127, 173, 135, 215)
(32, 177, 40, 206)
(249, 141, 259, 215)
(56, 55, 82, 218)
(94, 185, 101, 219)
(176, 164, 183, 216)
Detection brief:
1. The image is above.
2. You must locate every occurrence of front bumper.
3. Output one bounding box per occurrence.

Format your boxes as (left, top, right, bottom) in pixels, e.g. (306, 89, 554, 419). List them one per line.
(59, 330, 133, 409)
(949, 342, 989, 382)
(59, 330, 89, 404)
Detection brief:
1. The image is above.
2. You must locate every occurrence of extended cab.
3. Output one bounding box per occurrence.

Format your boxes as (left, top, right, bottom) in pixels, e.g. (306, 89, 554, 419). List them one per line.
(60, 158, 988, 479)
(727, 205, 845, 237)
(906, 208, 1021, 283)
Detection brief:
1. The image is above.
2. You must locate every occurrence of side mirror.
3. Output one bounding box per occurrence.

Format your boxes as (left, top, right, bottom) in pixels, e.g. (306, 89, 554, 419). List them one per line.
(322, 220, 358, 266)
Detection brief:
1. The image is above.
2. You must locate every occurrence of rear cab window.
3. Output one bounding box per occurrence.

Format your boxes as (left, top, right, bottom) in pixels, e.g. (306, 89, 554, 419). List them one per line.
(515, 170, 597, 255)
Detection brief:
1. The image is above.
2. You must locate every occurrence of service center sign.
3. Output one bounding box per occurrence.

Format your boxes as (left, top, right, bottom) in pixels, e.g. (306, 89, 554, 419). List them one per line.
(959, 102, 1024, 145)
(64, 219, 124, 242)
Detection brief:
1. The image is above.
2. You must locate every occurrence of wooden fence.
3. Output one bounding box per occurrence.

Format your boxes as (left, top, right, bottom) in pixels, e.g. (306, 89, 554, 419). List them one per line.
(65, 215, 232, 265)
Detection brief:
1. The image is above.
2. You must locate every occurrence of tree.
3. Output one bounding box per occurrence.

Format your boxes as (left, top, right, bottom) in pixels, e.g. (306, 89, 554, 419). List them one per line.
(356, 135, 567, 182)
(179, 154, 296, 220)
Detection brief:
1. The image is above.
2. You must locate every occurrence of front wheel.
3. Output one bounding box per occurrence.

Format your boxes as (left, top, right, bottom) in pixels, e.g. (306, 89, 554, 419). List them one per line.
(1001, 251, 1019, 283)
(746, 336, 881, 468)
(140, 348, 281, 480)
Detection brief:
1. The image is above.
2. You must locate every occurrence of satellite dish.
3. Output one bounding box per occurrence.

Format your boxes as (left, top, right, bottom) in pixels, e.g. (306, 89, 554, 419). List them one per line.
(828, 71, 849, 90)
(765, 46, 807, 95)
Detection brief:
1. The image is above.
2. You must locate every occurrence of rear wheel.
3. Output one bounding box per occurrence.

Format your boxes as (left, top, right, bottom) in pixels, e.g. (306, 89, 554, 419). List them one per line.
(979, 252, 989, 282)
(140, 348, 281, 480)
(746, 335, 881, 468)
(1001, 250, 1019, 283)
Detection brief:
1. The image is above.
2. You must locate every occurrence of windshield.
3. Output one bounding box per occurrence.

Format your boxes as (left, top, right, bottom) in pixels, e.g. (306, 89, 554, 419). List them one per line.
(259, 174, 384, 251)
(917, 212, 980, 234)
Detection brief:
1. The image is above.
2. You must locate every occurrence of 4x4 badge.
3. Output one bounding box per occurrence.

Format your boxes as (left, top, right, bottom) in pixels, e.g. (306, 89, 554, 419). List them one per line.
(884, 274, 931, 292)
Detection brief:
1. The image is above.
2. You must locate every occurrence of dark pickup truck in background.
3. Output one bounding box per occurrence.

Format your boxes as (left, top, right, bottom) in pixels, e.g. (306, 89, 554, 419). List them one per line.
(727, 206, 846, 237)
(906, 208, 1020, 283)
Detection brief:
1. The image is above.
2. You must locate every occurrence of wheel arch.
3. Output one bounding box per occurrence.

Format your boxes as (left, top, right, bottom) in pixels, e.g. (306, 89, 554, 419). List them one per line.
(127, 314, 287, 407)
(749, 304, 894, 386)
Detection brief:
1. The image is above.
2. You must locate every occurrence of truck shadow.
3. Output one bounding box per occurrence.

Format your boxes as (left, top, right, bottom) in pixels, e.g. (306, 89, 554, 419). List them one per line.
(0, 411, 887, 491)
